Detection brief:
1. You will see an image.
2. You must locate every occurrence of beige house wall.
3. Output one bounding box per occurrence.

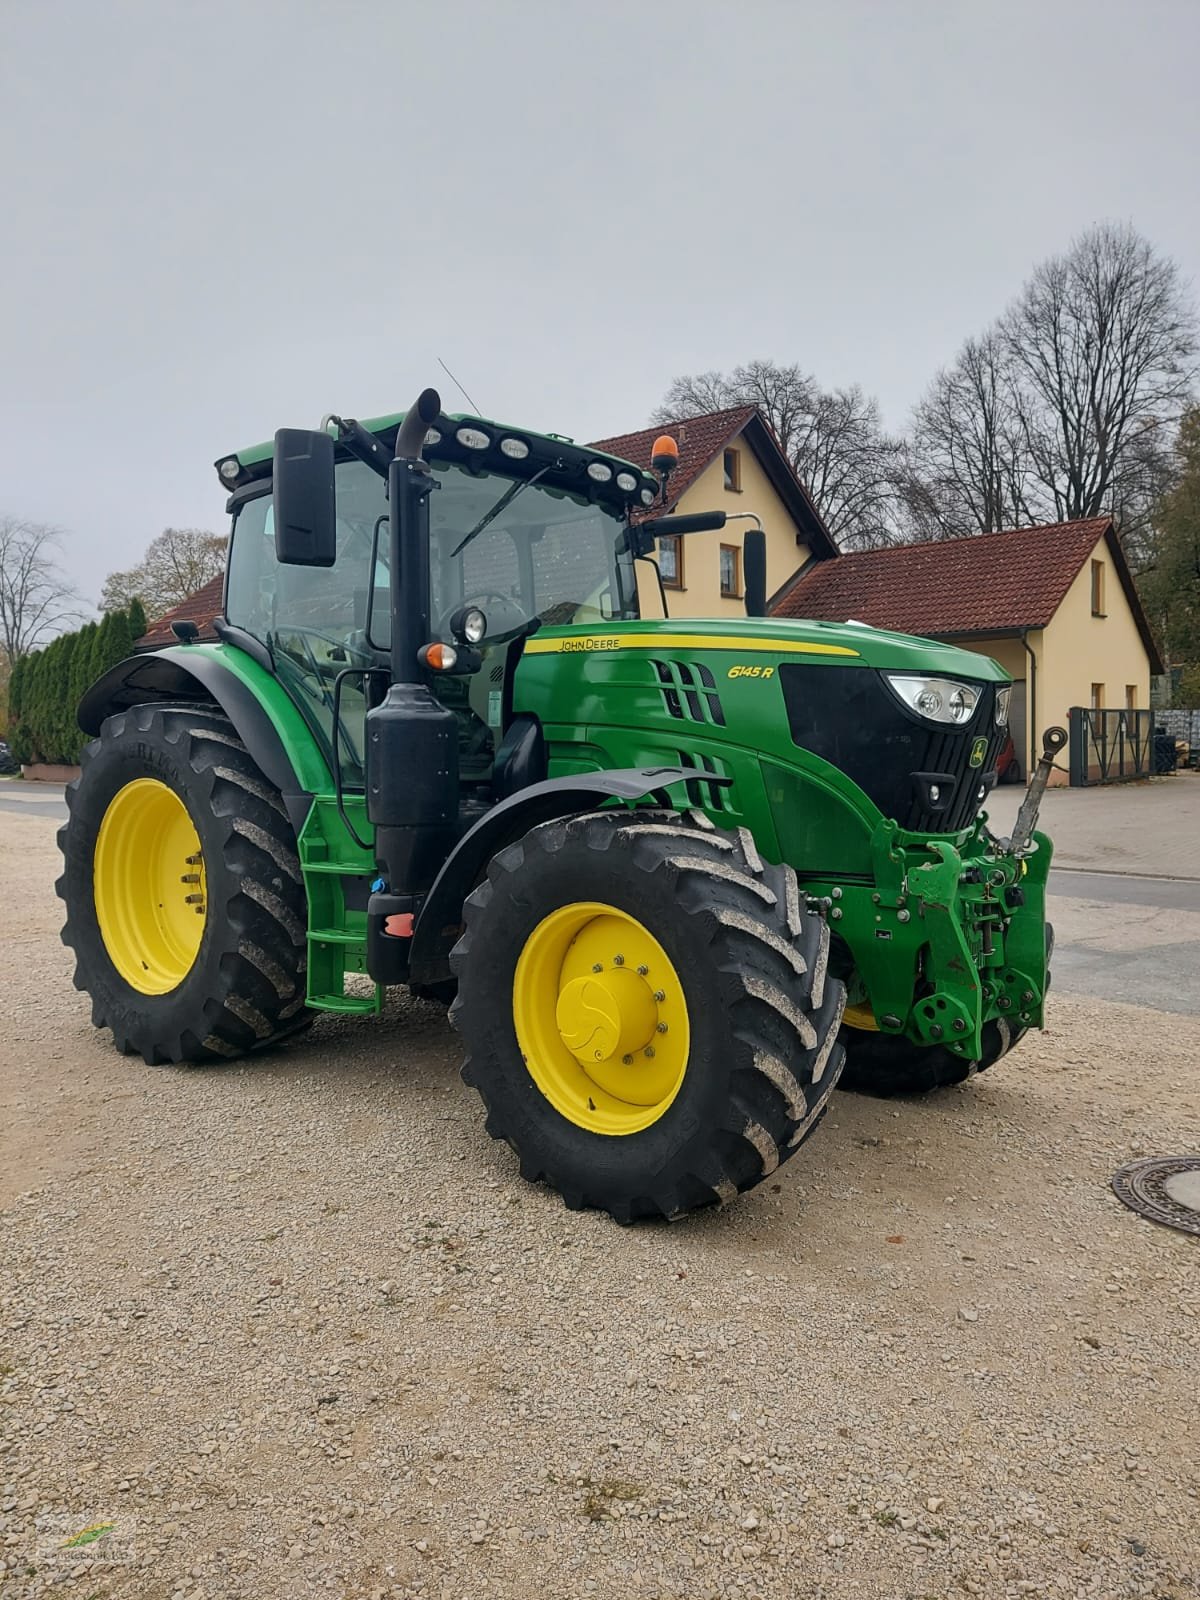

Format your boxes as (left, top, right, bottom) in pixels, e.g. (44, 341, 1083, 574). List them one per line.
(636, 439, 813, 619)
(1039, 537, 1151, 720)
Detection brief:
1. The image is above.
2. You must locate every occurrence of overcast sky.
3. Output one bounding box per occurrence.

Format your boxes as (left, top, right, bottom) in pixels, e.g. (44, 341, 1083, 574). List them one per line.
(2, 0, 1198, 610)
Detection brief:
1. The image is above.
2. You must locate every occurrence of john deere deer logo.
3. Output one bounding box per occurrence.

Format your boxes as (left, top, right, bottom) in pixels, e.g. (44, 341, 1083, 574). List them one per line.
(969, 738, 988, 768)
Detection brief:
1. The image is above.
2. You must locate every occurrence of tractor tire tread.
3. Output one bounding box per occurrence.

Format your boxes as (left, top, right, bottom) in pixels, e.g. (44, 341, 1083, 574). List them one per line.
(452, 809, 846, 1221)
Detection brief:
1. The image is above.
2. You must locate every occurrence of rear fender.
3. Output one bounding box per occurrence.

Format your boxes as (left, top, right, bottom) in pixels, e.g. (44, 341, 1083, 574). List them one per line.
(78, 646, 328, 836)
(408, 767, 696, 985)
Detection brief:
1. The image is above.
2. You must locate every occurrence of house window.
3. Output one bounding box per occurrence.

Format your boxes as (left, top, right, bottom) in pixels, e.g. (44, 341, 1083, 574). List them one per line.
(1090, 683, 1105, 710)
(1125, 684, 1137, 710)
(657, 533, 683, 589)
(720, 544, 740, 599)
(723, 448, 742, 492)
(1091, 559, 1106, 616)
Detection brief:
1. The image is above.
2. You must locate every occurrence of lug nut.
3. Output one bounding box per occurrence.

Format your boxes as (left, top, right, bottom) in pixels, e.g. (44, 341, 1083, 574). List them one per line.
(656, 1022, 668, 1034)
(637, 965, 648, 976)
(622, 1054, 633, 1065)
(185, 893, 204, 905)
(653, 990, 666, 1002)
(592, 963, 603, 973)
(185, 853, 201, 865)
(644, 1046, 655, 1059)
(180, 872, 201, 884)
(613, 954, 625, 966)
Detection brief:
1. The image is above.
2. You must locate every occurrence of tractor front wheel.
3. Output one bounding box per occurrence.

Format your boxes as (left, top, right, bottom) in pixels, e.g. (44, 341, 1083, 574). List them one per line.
(837, 1016, 1024, 1097)
(57, 704, 310, 1063)
(838, 924, 1053, 1096)
(449, 810, 846, 1222)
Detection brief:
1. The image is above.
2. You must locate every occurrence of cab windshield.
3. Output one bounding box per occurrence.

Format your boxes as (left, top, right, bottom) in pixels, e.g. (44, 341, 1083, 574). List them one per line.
(224, 456, 639, 781)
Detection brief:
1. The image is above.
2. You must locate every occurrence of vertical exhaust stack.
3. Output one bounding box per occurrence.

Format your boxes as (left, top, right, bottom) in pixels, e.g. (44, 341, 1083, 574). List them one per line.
(365, 388, 461, 984)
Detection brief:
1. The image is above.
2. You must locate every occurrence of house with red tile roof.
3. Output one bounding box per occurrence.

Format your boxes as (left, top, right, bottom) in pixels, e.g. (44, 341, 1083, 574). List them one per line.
(591, 405, 837, 619)
(773, 516, 1162, 779)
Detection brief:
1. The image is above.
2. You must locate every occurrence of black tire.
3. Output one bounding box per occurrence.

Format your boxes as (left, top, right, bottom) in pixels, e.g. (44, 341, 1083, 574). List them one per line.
(449, 809, 847, 1222)
(838, 1016, 1022, 1096)
(838, 921, 1054, 1097)
(56, 704, 310, 1063)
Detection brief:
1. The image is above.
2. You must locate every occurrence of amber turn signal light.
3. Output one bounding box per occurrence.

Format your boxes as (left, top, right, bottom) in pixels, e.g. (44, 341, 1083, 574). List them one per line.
(418, 641, 458, 672)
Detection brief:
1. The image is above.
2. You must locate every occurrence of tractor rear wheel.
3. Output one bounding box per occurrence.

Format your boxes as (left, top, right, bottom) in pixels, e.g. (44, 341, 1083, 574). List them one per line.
(57, 704, 310, 1063)
(449, 809, 846, 1222)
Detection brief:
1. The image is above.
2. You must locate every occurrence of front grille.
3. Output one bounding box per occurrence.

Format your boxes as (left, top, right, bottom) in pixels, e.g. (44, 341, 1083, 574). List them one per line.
(779, 664, 1003, 834)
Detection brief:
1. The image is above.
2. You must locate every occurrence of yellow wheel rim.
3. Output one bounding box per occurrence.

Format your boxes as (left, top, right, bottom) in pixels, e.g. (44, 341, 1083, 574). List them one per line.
(93, 778, 206, 994)
(842, 1001, 879, 1031)
(512, 901, 690, 1136)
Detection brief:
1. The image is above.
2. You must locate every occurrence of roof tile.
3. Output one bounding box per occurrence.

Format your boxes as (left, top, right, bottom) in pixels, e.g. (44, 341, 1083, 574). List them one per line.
(137, 574, 225, 648)
(773, 518, 1114, 634)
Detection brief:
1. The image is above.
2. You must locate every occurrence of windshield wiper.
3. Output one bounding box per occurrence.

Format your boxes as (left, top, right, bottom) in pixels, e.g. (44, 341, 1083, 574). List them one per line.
(449, 463, 554, 559)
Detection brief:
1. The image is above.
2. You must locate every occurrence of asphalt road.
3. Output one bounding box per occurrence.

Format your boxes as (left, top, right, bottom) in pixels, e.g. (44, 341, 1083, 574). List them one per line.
(4, 784, 1198, 1015)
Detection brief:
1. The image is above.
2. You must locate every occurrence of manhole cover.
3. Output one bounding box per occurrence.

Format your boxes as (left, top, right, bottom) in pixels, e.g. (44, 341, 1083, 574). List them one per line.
(1111, 1156, 1200, 1237)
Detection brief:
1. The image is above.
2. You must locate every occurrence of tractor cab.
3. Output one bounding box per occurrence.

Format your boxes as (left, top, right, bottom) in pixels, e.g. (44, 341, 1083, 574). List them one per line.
(220, 419, 653, 795)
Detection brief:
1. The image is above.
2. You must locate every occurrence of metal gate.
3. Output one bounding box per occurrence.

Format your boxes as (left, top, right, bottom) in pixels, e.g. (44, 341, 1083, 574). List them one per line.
(1067, 707, 1154, 785)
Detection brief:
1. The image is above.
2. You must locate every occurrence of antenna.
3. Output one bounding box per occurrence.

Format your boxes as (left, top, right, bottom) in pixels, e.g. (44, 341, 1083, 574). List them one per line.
(437, 357, 482, 415)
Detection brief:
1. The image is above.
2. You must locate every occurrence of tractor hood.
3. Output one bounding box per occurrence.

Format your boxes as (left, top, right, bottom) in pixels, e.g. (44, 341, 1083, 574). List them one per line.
(522, 617, 1009, 684)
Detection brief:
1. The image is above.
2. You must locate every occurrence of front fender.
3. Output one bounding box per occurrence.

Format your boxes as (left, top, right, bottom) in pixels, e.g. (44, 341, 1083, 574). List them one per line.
(408, 766, 697, 985)
(78, 645, 332, 835)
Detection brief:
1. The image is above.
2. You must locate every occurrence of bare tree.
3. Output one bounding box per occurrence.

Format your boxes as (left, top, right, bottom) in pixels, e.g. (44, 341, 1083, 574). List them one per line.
(101, 527, 228, 619)
(652, 360, 906, 549)
(908, 331, 1031, 536)
(1002, 222, 1197, 558)
(0, 516, 81, 661)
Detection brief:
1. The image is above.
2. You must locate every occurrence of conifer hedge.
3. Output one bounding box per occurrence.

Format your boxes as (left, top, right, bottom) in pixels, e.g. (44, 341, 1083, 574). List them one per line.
(5, 602, 146, 766)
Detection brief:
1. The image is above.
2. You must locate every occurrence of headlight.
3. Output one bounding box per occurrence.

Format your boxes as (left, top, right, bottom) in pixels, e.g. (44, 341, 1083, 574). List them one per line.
(886, 674, 981, 726)
(448, 604, 488, 645)
(995, 685, 1012, 727)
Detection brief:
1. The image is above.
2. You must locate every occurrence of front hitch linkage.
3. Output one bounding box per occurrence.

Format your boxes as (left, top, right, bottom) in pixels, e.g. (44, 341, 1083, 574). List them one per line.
(1003, 726, 1068, 856)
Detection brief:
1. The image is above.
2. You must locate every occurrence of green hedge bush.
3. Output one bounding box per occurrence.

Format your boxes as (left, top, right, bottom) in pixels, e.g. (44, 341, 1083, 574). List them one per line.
(6, 604, 143, 766)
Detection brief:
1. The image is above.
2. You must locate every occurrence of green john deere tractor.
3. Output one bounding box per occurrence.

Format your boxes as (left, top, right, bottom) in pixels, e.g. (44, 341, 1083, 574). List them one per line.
(57, 388, 1062, 1222)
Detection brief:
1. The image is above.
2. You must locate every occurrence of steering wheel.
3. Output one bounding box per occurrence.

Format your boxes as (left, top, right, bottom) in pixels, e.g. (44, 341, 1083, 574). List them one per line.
(437, 592, 528, 641)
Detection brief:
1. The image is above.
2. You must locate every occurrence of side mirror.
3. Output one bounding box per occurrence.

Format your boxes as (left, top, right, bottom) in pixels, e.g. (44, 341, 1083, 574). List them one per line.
(273, 428, 336, 567)
(743, 528, 767, 618)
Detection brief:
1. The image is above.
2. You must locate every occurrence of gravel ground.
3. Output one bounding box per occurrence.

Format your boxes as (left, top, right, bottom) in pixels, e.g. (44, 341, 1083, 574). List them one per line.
(1, 811, 1197, 1600)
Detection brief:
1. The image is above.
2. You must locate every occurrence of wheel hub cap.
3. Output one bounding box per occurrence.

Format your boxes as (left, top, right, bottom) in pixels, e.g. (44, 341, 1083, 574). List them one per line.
(555, 970, 658, 1064)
